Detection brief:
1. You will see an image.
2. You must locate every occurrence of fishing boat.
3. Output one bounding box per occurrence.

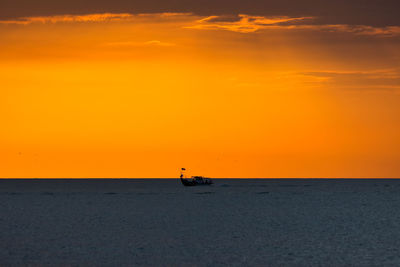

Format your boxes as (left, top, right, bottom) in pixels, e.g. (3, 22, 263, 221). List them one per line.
(180, 168, 213, 186)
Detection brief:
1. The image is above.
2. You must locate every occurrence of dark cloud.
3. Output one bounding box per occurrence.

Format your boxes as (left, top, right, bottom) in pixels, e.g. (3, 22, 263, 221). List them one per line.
(1, 0, 399, 27)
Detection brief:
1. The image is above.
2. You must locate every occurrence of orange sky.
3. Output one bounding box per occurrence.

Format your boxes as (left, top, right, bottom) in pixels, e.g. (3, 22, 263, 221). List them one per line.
(1, 13, 399, 178)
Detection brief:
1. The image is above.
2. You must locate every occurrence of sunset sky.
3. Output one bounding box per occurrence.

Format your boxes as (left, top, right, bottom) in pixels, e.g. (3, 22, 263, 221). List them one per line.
(1, 0, 399, 178)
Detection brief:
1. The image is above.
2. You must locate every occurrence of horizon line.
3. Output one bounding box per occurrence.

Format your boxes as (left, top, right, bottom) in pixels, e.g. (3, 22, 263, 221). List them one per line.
(1, 177, 400, 179)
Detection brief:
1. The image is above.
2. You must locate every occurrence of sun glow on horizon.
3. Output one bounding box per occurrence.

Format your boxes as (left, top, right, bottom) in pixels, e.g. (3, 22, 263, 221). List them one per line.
(1, 13, 399, 178)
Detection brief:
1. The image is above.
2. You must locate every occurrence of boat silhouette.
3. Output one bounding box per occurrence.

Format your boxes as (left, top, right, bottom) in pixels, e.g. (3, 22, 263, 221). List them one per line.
(179, 168, 213, 186)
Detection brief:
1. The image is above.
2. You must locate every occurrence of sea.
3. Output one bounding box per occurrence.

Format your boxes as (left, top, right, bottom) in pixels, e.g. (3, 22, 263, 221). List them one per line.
(1, 179, 400, 266)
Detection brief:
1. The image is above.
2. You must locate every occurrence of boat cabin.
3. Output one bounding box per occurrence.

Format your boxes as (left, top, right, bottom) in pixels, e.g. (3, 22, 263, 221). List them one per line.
(179, 168, 213, 186)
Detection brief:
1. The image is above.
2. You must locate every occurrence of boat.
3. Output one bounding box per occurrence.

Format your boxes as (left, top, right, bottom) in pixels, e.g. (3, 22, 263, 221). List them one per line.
(179, 168, 213, 186)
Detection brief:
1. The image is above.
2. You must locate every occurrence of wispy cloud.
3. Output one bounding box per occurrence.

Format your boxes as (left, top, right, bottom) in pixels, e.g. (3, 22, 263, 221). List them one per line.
(186, 14, 313, 33)
(300, 69, 400, 92)
(0, 13, 135, 25)
(187, 14, 400, 37)
(0, 12, 192, 25)
(301, 69, 400, 80)
(1, 12, 400, 38)
(103, 40, 175, 47)
(144, 40, 175, 46)
(284, 24, 400, 37)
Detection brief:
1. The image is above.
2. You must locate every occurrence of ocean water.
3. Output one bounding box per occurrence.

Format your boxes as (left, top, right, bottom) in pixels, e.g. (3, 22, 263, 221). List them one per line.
(1, 179, 400, 266)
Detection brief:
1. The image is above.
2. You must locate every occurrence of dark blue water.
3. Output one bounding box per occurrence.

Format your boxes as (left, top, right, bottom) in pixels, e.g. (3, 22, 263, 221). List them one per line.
(1, 179, 400, 266)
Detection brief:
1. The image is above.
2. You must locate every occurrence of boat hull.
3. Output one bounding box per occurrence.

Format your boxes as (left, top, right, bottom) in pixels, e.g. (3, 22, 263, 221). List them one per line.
(180, 178, 213, 186)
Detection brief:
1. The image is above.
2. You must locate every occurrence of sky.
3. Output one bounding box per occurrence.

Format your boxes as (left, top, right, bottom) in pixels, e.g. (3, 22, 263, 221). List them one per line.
(0, 1, 399, 178)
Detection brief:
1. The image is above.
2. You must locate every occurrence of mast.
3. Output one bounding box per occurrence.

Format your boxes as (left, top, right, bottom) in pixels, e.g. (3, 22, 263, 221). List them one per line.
(180, 168, 186, 179)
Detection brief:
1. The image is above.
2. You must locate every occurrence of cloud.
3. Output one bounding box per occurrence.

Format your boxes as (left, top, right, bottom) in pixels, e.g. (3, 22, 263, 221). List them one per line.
(144, 40, 175, 46)
(187, 14, 400, 37)
(1, 12, 400, 38)
(103, 40, 175, 47)
(0, 13, 135, 25)
(1, 0, 400, 28)
(186, 14, 313, 33)
(300, 69, 400, 92)
(288, 24, 400, 37)
(0, 12, 192, 25)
